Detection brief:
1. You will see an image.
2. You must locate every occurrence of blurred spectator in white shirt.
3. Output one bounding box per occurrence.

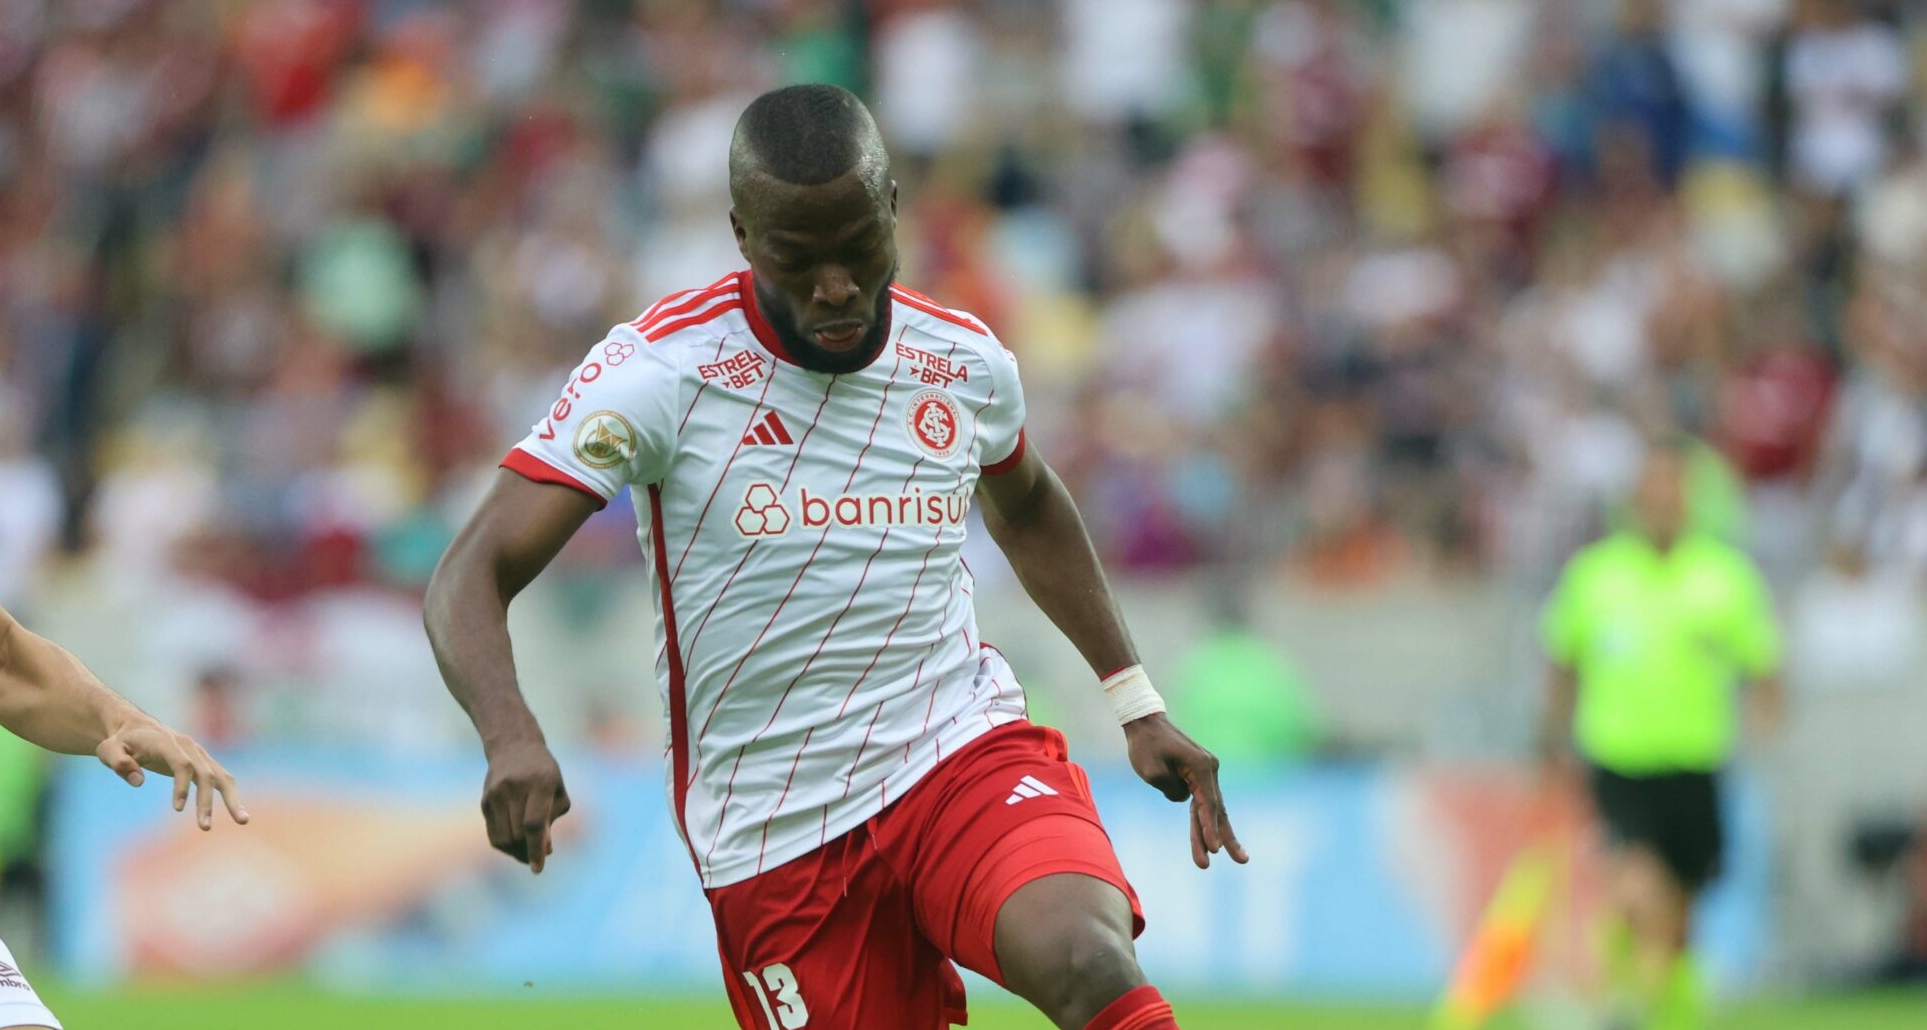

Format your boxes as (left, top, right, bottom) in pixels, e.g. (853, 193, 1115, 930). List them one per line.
(874, 0, 987, 160)
(1058, 0, 1192, 126)
(1783, 0, 1909, 196)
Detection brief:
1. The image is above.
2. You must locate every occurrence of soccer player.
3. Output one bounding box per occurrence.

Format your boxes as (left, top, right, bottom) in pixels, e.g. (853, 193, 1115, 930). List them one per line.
(1538, 443, 1783, 1030)
(424, 84, 1244, 1030)
(0, 604, 248, 1030)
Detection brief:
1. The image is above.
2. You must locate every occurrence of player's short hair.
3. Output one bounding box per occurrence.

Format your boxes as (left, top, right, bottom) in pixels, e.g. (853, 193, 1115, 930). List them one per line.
(729, 85, 888, 204)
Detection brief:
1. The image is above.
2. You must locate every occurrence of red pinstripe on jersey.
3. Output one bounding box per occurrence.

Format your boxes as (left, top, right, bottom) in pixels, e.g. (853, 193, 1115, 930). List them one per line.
(670, 370, 783, 585)
(758, 429, 941, 868)
(891, 285, 988, 336)
(674, 379, 841, 758)
(818, 335, 970, 807)
(700, 345, 909, 869)
(677, 337, 731, 434)
(649, 484, 701, 869)
(500, 447, 606, 507)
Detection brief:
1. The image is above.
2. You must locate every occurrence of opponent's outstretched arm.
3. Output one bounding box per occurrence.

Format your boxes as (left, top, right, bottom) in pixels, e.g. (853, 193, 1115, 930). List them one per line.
(977, 445, 1248, 869)
(424, 470, 601, 873)
(0, 605, 246, 829)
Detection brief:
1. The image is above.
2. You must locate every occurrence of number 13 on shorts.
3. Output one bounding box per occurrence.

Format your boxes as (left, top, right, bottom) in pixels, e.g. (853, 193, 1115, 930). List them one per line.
(743, 963, 809, 1028)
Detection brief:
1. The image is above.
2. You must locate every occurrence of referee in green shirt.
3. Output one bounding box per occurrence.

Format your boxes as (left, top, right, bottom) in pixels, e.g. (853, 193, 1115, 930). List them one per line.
(1538, 443, 1784, 1030)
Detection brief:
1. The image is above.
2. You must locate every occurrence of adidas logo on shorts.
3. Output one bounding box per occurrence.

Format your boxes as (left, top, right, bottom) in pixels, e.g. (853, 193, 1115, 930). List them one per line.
(1004, 775, 1059, 806)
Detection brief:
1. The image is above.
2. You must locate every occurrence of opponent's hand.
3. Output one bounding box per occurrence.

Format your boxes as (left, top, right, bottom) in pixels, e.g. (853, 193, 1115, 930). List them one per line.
(482, 739, 571, 874)
(97, 721, 249, 830)
(1124, 713, 1248, 869)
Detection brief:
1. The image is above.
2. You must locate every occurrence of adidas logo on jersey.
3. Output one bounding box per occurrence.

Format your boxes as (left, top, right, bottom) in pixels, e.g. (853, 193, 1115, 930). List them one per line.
(1004, 775, 1059, 806)
(741, 410, 795, 447)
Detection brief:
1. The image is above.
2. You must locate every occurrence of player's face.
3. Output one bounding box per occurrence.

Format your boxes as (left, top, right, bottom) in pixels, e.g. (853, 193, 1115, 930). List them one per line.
(733, 172, 898, 374)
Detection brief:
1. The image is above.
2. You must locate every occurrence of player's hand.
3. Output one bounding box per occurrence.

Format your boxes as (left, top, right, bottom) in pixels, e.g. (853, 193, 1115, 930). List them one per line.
(98, 721, 249, 830)
(1124, 713, 1248, 869)
(481, 739, 571, 874)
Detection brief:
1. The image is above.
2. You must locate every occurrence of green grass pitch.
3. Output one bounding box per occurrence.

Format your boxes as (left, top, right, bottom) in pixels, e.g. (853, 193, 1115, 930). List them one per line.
(32, 983, 1927, 1029)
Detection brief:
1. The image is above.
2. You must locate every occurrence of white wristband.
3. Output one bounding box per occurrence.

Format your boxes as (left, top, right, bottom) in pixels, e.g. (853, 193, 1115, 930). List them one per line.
(1102, 664, 1166, 725)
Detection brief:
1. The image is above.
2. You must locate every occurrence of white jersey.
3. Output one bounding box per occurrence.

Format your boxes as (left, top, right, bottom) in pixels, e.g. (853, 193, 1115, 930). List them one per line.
(505, 270, 1032, 888)
(0, 938, 62, 1029)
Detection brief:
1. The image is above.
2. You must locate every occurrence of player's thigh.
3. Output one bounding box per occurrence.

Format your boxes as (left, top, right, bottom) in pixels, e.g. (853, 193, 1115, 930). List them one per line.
(888, 724, 1145, 984)
(707, 835, 959, 1030)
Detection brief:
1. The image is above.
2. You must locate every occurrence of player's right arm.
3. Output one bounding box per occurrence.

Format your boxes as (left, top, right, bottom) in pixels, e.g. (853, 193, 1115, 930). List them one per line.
(0, 605, 247, 829)
(425, 320, 679, 874)
(423, 473, 601, 874)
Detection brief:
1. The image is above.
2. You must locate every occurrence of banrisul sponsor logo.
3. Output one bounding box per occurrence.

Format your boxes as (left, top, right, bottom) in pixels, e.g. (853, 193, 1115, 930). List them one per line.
(800, 487, 970, 528)
(731, 482, 971, 536)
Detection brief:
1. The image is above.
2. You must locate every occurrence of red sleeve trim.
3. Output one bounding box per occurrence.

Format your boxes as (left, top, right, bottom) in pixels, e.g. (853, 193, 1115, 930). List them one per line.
(500, 448, 609, 509)
(981, 428, 1027, 476)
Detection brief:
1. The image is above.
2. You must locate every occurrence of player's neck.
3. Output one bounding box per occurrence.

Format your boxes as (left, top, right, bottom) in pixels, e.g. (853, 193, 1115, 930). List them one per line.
(743, 272, 893, 375)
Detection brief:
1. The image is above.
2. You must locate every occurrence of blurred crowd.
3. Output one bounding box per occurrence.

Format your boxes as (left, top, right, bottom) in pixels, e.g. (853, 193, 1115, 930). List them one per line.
(0, 0, 1922, 750)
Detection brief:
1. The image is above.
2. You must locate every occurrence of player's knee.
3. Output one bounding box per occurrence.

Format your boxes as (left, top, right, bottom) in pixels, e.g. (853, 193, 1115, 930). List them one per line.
(1016, 923, 1145, 1025)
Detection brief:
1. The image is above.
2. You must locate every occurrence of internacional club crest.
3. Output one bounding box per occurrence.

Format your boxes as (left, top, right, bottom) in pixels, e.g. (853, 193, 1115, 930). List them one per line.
(906, 389, 962, 460)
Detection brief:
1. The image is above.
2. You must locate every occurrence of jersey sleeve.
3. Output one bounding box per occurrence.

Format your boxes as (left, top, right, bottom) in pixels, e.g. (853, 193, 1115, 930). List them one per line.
(501, 323, 681, 506)
(1725, 556, 1782, 678)
(977, 340, 1028, 475)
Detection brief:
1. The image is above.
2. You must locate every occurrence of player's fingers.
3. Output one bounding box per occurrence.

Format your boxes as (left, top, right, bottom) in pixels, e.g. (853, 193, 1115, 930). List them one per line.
(211, 764, 250, 825)
(172, 763, 191, 813)
(1212, 785, 1249, 865)
(520, 791, 555, 875)
(1189, 796, 1210, 869)
(96, 739, 144, 787)
(1196, 763, 1250, 864)
(1183, 766, 1224, 857)
(193, 758, 216, 830)
(483, 793, 520, 858)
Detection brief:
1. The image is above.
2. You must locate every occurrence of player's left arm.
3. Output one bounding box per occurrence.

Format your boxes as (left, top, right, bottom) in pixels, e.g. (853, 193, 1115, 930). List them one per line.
(0, 605, 247, 829)
(978, 446, 1248, 868)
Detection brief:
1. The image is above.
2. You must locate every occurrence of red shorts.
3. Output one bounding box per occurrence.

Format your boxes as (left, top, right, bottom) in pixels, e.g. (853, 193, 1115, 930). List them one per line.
(706, 721, 1144, 1030)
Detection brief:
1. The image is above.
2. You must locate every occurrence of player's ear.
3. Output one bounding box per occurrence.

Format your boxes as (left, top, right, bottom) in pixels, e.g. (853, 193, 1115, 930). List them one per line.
(889, 181, 898, 217)
(730, 209, 751, 262)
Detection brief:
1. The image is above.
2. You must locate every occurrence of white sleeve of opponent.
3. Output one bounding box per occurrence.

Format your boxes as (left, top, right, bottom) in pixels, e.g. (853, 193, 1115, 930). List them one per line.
(0, 938, 63, 1029)
(977, 340, 1028, 476)
(501, 323, 682, 505)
